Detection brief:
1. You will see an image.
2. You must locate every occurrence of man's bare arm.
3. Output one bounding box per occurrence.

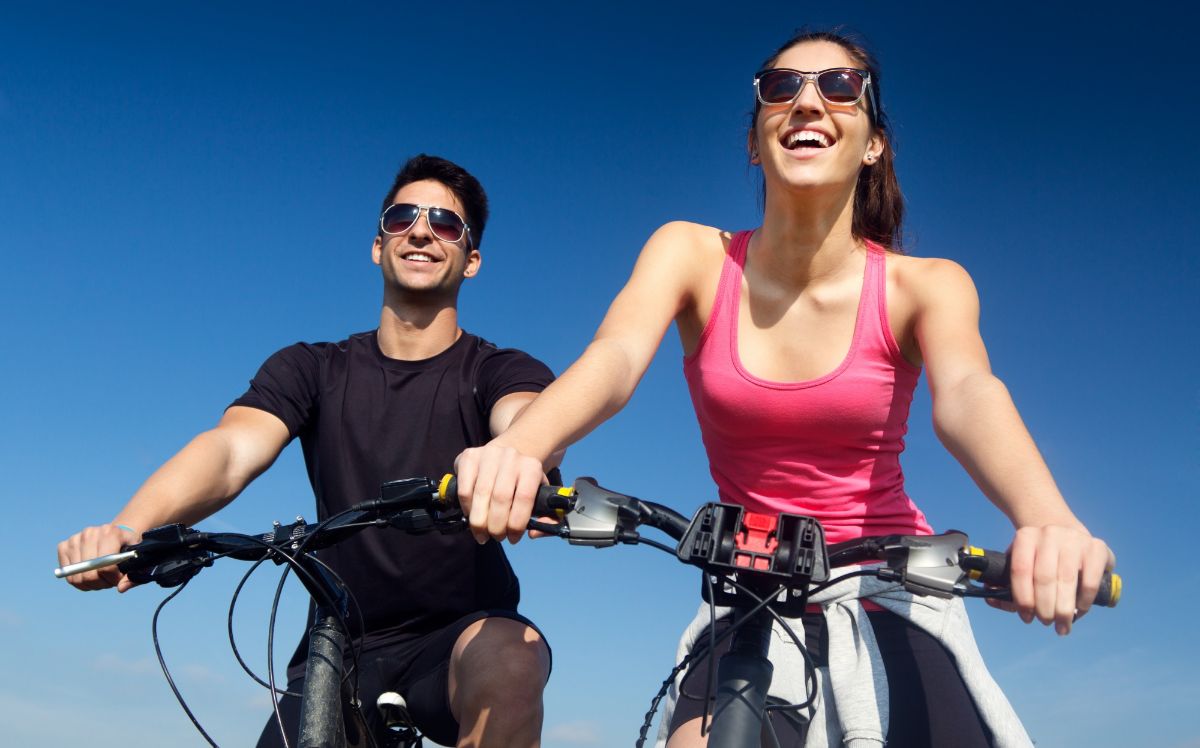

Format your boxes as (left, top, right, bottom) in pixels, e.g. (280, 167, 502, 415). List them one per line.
(57, 406, 291, 591)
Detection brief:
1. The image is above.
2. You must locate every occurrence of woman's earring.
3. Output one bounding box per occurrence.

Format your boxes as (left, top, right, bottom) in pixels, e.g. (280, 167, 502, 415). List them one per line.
(750, 149, 760, 164)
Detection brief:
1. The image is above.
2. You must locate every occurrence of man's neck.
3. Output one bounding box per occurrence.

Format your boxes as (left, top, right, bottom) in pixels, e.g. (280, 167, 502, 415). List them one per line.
(376, 299, 463, 361)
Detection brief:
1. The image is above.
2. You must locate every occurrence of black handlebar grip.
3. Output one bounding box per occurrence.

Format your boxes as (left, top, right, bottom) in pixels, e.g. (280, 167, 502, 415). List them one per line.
(963, 547, 1121, 608)
(437, 474, 577, 517)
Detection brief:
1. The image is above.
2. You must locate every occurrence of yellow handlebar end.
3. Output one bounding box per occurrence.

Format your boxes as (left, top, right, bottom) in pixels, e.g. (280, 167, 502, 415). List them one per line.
(438, 474, 454, 500)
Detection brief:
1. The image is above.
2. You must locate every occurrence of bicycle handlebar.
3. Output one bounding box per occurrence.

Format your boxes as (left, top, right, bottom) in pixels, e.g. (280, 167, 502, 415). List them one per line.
(55, 474, 1120, 608)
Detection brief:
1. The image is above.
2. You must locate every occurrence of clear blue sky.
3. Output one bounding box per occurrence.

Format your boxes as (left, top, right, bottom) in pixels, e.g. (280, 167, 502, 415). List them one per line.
(4, 2, 1197, 746)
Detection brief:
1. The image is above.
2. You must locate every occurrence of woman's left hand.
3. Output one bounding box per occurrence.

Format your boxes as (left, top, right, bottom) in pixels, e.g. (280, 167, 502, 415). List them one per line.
(987, 524, 1115, 635)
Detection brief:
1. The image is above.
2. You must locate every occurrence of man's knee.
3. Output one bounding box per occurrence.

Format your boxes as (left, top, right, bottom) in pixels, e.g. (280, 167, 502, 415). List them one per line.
(450, 617, 550, 706)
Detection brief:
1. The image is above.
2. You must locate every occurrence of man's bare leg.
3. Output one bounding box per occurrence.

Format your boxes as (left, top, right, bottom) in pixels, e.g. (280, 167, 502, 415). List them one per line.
(449, 616, 550, 748)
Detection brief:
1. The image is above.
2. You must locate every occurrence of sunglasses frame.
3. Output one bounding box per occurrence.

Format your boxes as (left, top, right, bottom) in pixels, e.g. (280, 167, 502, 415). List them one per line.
(379, 203, 472, 246)
(753, 67, 879, 123)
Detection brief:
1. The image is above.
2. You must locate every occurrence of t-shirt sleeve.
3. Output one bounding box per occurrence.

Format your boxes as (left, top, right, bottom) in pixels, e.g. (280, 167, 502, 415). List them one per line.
(228, 343, 323, 437)
(474, 347, 555, 415)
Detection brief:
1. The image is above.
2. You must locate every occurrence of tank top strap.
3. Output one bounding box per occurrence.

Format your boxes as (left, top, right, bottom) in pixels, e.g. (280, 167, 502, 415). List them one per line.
(861, 241, 911, 365)
(690, 230, 751, 363)
(719, 230, 752, 316)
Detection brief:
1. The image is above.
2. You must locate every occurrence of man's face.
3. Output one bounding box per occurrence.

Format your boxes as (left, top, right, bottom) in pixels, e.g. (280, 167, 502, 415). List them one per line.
(371, 179, 481, 299)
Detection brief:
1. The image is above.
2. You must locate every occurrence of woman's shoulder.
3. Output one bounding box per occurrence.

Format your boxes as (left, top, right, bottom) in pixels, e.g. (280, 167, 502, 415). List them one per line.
(649, 220, 730, 244)
(886, 252, 978, 304)
(644, 221, 739, 262)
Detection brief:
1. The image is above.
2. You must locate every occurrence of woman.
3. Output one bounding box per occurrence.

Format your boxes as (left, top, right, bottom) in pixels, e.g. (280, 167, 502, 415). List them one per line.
(456, 29, 1115, 746)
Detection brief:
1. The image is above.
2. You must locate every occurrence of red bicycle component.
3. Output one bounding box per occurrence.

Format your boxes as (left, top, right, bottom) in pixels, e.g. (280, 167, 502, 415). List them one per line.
(733, 512, 779, 571)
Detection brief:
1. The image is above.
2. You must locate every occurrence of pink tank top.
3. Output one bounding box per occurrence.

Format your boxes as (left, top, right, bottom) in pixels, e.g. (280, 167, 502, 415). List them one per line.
(683, 230, 933, 543)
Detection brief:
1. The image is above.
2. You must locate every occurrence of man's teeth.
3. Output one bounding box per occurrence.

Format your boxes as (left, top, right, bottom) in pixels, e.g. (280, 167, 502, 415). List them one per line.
(402, 253, 435, 263)
(786, 130, 831, 149)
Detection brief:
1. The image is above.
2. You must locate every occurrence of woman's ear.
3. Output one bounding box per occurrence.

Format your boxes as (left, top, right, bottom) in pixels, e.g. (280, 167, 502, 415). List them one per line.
(747, 128, 761, 165)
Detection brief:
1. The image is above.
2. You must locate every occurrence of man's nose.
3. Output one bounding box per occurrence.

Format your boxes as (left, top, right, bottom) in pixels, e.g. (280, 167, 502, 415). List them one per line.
(406, 208, 435, 242)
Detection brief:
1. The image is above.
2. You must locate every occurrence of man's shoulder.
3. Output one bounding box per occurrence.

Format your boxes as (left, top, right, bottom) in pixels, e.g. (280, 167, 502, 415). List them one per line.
(457, 330, 546, 368)
(267, 330, 375, 360)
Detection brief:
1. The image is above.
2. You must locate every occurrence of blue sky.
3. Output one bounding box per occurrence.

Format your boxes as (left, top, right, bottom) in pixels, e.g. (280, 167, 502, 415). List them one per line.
(3, 2, 1197, 746)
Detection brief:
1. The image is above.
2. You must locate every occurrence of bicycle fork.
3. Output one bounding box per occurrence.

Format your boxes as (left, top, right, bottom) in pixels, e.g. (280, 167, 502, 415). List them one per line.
(298, 610, 350, 748)
(707, 610, 779, 748)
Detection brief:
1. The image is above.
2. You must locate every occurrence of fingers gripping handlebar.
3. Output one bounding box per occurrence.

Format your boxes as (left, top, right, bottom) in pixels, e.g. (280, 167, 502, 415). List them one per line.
(436, 474, 689, 547)
(960, 544, 1121, 607)
(436, 474, 578, 523)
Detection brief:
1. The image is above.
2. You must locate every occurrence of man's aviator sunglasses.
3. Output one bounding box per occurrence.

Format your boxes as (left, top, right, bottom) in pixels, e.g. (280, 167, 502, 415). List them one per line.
(380, 203, 472, 245)
(754, 67, 878, 121)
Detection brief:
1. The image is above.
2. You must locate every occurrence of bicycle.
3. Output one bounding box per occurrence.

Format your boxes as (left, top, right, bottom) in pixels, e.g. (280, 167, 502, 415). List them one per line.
(436, 474, 1121, 747)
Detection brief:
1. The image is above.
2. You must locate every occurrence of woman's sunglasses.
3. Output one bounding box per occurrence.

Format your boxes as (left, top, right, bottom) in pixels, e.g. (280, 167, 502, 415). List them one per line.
(379, 203, 471, 244)
(754, 67, 877, 120)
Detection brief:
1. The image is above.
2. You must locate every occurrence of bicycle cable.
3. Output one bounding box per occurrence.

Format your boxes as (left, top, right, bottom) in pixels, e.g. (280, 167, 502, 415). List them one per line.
(147, 531, 366, 748)
(699, 571, 720, 738)
(285, 511, 382, 684)
(624, 535, 815, 745)
(300, 553, 382, 748)
(213, 513, 383, 748)
(806, 567, 890, 597)
(227, 557, 302, 697)
(151, 567, 234, 747)
(267, 561, 294, 748)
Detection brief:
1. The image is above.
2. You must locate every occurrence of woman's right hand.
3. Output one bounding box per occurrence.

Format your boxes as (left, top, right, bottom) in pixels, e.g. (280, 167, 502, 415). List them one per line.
(57, 523, 142, 592)
(454, 443, 548, 545)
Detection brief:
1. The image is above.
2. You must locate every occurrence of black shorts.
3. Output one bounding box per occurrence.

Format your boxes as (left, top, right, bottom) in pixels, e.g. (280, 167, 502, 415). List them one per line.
(667, 610, 992, 747)
(256, 609, 550, 748)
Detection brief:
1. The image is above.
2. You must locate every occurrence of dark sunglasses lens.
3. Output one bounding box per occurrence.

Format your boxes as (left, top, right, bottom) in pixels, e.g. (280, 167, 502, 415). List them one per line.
(758, 70, 802, 104)
(426, 209, 465, 242)
(381, 204, 420, 234)
(817, 70, 865, 103)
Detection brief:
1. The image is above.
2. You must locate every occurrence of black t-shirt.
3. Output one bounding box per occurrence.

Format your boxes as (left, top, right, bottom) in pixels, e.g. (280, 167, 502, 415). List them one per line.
(230, 329, 554, 653)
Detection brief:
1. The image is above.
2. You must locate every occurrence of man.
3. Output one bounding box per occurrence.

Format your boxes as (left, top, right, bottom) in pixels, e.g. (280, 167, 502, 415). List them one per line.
(57, 154, 556, 747)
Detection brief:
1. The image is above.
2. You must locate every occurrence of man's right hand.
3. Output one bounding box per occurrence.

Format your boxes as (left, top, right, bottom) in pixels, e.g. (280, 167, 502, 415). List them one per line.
(57, 524, 143, 592)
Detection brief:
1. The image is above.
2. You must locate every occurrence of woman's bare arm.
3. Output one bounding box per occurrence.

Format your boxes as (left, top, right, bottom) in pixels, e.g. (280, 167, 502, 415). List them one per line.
(910, 258, 1114, 634)
(455, 221, 711, 543)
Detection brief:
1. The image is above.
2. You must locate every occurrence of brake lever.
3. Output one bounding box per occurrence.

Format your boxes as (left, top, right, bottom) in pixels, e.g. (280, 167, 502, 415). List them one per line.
(115, 524, 214, 587)
(124, 554, 213, 588)
(877, 531, 971, 598)
(557, 477, 638, 547)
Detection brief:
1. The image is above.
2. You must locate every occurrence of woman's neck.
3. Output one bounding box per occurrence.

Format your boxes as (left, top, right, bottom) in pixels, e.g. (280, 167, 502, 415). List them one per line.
(754, 182, 861, 285)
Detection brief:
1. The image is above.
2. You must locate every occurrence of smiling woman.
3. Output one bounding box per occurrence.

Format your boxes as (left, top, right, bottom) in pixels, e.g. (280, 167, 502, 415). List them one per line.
(452, 25, 1115, 748)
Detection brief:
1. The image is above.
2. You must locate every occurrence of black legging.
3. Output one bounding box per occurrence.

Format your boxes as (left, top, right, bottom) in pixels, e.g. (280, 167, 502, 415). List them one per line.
(667, 610, 993, 747)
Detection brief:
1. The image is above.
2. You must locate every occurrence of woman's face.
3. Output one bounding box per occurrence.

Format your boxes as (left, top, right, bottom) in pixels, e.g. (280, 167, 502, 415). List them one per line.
(752, 40, 881, 197)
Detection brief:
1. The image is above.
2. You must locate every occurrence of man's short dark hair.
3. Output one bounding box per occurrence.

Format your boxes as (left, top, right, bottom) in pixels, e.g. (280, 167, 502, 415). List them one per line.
(379, 154, 490, 248)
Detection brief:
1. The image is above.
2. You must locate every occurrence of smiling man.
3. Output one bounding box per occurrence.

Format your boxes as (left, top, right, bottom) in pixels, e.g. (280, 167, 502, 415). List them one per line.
(57, 154, 557, 748)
